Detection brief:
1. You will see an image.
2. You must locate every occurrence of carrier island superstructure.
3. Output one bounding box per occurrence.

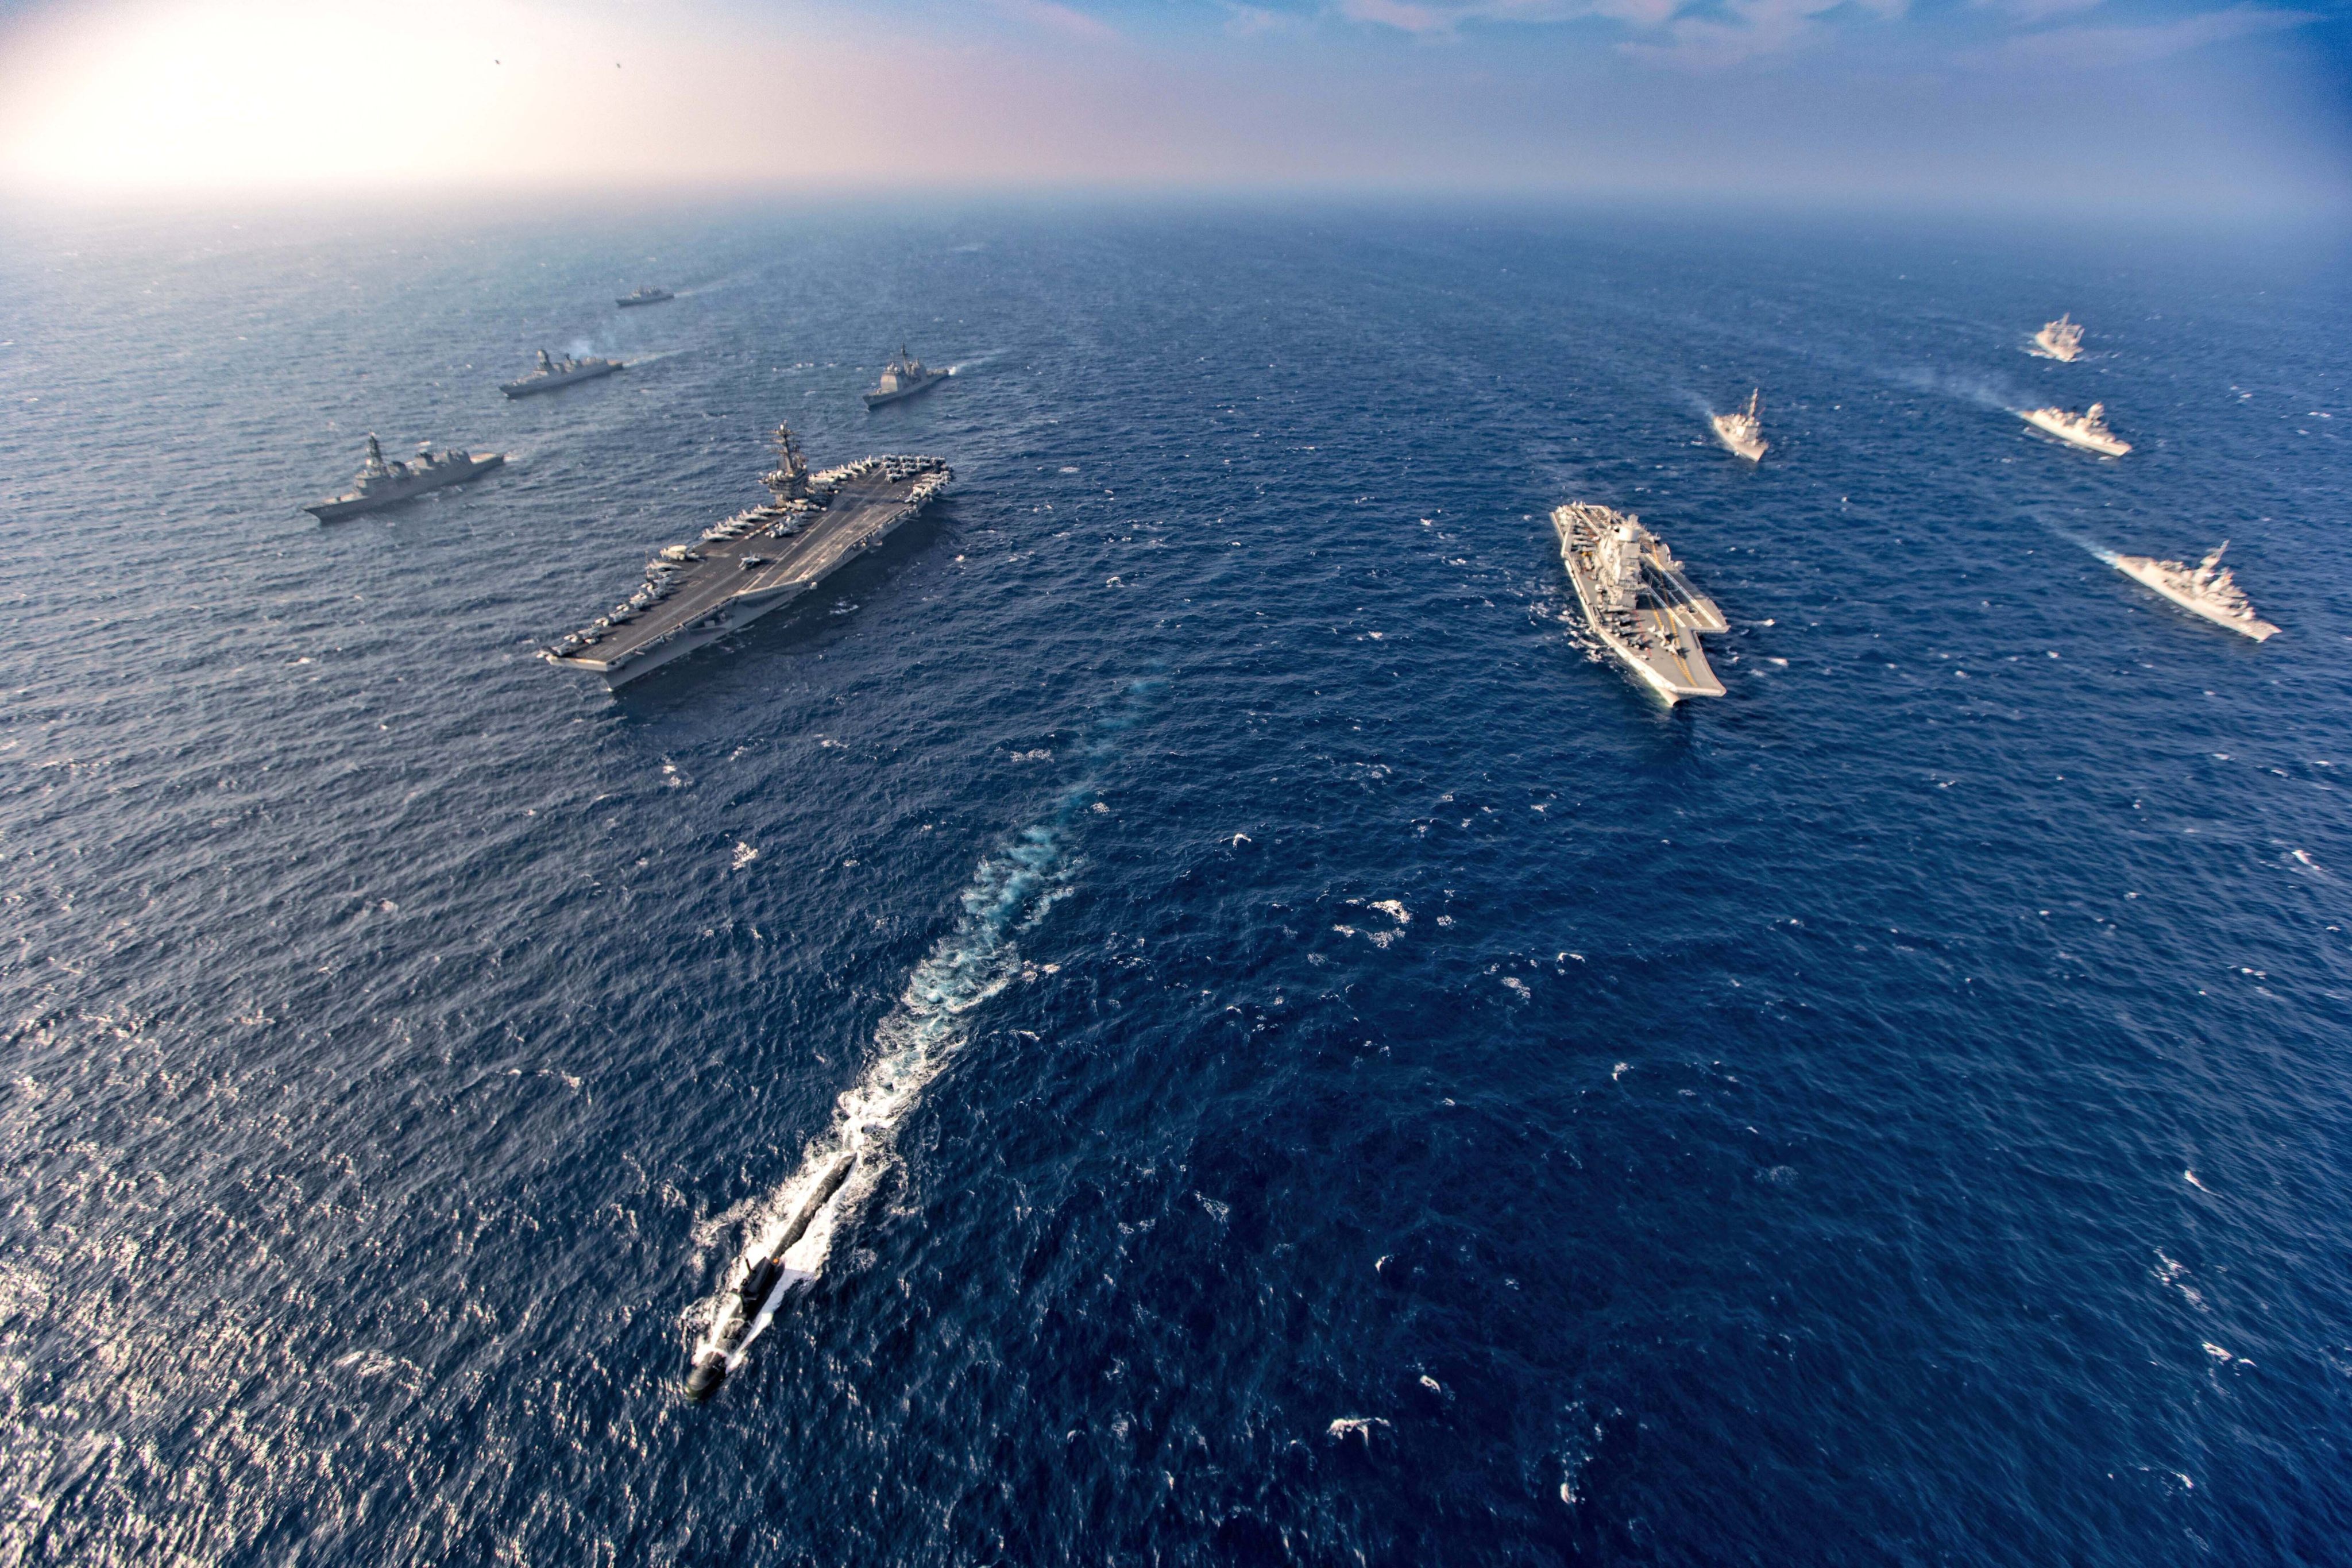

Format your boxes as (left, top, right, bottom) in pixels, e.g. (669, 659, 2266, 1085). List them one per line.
(543, 422, 949, 686)
(1553, 503, 1729, 702)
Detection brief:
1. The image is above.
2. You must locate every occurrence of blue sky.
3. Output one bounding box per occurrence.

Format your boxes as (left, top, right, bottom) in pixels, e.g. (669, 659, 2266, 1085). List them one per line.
(0, 0, 2343, 208)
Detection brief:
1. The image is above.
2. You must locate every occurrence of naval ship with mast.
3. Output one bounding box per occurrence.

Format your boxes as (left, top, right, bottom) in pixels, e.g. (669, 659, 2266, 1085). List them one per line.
(543, 420, 950, 686)
(616, 285, 674, 307)
(2108, 541, 2278, 641)
(304, 435, 505, 521)
(1553, 503, 1729, 702)
(864, 346, 950, 408)
(2021, 401, 2130, 456)
(1712, 390, 1768, 462)
(2030, 314, 2084, 361)
(501, 347, 624, 398)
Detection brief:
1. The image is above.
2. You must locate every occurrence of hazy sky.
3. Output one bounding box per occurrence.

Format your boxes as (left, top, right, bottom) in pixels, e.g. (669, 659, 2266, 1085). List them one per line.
(0, 0, 2344, 210)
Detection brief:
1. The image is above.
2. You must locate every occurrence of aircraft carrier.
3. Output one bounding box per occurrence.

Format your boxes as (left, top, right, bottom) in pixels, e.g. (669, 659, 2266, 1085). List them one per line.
(1553, 502, 1728, 703)
(543, 421, 949, 686)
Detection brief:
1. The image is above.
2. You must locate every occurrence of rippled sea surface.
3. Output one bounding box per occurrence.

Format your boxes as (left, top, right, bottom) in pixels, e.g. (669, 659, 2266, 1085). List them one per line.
(2, 200, 2349, 1565)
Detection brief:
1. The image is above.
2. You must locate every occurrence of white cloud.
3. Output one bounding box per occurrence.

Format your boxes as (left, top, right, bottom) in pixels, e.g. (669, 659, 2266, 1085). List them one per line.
(988, 0, 1121, 41)
(1616, 0, 1906, 68)
(1332, 0, 1890, 60)
(1221, 2, 1310, 34)
(1971, 3, 2316, 67)
(1974, 0, 2104, 23)
(1332, 0, 1677, 35)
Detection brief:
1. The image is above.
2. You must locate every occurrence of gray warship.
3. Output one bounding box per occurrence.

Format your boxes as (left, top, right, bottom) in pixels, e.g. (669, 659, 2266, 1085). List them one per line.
(863, 346, 949, 408)
(501, 347, 624, 398)
(544, 420, 951, 686)
(304, 435, 505, 522)
(1552, 503, 1728, 702)
(616, 285, 674, 308)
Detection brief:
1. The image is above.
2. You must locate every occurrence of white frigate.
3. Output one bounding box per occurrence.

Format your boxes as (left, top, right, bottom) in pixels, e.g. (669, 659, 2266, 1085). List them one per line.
(1711, 389, 1767, 462)
(2109, 542, 2278, 641)
(2030, 314, 2084, 361)
(2022, 401, 2130, 456)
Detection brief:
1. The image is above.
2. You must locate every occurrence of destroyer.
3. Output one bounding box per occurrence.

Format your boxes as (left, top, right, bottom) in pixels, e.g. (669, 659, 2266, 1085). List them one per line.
(864, 345, 949, 408)
(2021, 401, 2130, 456)
(501, 347, 623, 398)
(544, 420, 951, 686)
(2030, 314, 2084, 362)
(1552, 503, 1729, 702)
(304, 435, 504, 521)
(684, 1154, 855, 1400)
(1711, 390, 1767, 462)
(616, 285, 674, 307)
(2109, 541, 2278, 641)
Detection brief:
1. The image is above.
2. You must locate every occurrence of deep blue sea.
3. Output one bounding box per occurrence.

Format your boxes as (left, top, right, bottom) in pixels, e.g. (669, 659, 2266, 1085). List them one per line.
(2, 199, 2349, 1566)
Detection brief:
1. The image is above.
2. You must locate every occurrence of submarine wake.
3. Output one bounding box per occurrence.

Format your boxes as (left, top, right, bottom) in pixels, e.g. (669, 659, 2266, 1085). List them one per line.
(682, 809, 1079, 1399)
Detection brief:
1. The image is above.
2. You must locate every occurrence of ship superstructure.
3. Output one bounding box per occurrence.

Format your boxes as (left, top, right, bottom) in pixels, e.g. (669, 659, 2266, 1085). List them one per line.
(1552, 503, 1729, 702)
(2030, 314, 2084, 361)
(1711, 390, 1768, 462)
(2109, 541, 2278, 641)
(616, 285, 674, 307)
(304, 435, 505, 522)
(501, 347, 624, 398)
(2021, 401, 2130, 456)
(864, 345, 949, 408)
(544, 420, 951, 686)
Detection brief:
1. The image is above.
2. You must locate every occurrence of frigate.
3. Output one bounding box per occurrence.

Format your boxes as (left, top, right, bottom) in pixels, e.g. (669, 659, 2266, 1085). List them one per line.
(544, 420, 951, 686)
(2108, 541, 2278, 641)
(1712, 389, 1767, 462)
(303, 435, 505, 522)
(2030, 314, 2084, 361)
(616, 285, 674, 307)
(2022, 401, 2130, 456)
(864, 345, 949, 408)
(1552, 503, 1729, 702)
(500, 347, 624, 398)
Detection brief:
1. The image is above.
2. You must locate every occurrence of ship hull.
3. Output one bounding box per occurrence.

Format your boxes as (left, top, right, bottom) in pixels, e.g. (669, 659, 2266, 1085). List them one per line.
(304, 454, 505, 521)
(2110, 556, 2279, 642)
(1552, 508, 1727, 704)
(864, 371, 949, 408)
(616, 293, 673, 307)
(2027, 334, 2081, 362)
(2021, 410, 2129, 456)
(501, 361, 624, 398)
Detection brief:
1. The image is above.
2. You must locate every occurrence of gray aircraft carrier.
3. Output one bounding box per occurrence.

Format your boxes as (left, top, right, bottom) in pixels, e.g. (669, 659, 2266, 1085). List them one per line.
(544, 422, 949, 686)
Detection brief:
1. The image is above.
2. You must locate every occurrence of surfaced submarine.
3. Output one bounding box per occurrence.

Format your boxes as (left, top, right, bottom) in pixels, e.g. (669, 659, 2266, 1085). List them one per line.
(685, 1153, 855, 1400)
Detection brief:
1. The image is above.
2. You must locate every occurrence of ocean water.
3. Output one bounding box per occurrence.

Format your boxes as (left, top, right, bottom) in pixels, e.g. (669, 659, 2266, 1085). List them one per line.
(1, 199, 2348, 1565)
